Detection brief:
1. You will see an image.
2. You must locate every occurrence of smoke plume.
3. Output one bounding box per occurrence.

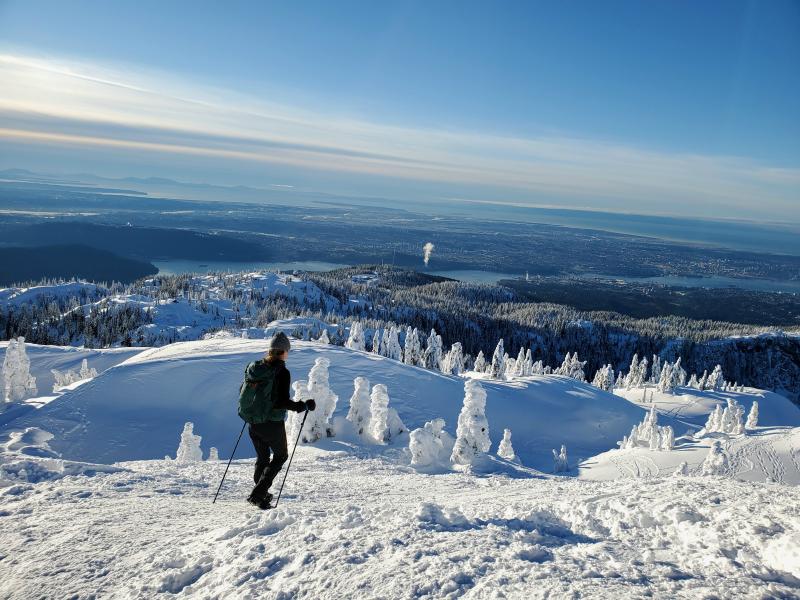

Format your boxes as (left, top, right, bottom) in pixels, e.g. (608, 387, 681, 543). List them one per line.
(423, 242, 435, 267)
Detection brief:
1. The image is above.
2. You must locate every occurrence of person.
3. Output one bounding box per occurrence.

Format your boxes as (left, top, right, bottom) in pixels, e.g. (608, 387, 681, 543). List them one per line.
(243, 332, 315, 509)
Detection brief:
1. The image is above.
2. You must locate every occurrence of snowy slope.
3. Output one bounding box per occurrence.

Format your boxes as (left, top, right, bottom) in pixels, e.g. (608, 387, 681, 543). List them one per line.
(614, 385, 800, 429)
(580, 426, 800, 484)
(8, 339, 649, 471)
(1, 443, 799, 599)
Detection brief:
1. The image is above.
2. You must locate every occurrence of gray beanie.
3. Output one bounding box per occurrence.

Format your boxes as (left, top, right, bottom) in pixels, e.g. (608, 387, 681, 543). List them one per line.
(268, 332, 291, 352)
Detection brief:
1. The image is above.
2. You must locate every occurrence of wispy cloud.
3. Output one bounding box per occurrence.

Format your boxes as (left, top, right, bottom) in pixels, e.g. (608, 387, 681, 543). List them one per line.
(1, 52, 797, 219)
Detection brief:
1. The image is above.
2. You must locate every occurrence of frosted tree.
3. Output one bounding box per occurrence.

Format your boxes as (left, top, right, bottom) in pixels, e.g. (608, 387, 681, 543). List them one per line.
(346, 376, 372, 437)
(402, 327, 420, 366)
(698, 370, 709, 390)
(497, 428, 516, 461)
(657, 363, 675, 393)
(175, 422, 203, 463)
(371, 330, 381, 354)
(318, 328, 330, 344)
(442, 342, 465, 375)
(409, 418, 455, 467)
(473, 350, 486, 373)
(673, 461, 689, 476)
(290, 357, 338, 443)
(489, 339, 505, 379)
(383, 326, 402, 361)
(450, 380, 491, 465)
(659, 425, 675, 451)
(592, 364, 615, 391)
(671, 357, 687, 387)
(701, 440, 728, 476)
(707, 365, 725, 391)
(625, 354, 640, 389)
(556, 352, 586, 381)
(703, 399, 744, 435)
(687, 373, 699, 389)
(650, 355, 662, 385)
(368, 383, 392, 443)
(422, 329, 443, 371)
(703, 404, 724, 433)
(78, 359, 97, 380)
(345, 321, 365, 351)
(745, 400, 759, 430)
(3, 337, 37, 403)
(208, 447, 219, 461)
(615, 371, 625, 388)
(512, 347, 526, 377)
(386, 405, 407, 442)
(552, 445, 569, 473)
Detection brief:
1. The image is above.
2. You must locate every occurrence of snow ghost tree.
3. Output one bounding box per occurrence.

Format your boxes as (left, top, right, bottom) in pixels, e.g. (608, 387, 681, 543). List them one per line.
(555, 352, 586, 382)
(497, 428, 516, 461)
(592, 364, 615, 391)
(383, 326, 402, 361)
(707, 364, 725, 391)
(346, 376, 372, 437)
(371, 330, 382, 354)
(702, 398, 744, 436)
(51, 359, 98, 391)
(208, 447, 219, 461)
(619, 406, 674, 451)
(369, 384, 404, 444)
(423, 329, 443, 371)
(473, 350, 487, 374)
(290, 357, 338, 444)
(317, 328, 330, 344)
(489, 339, 505, 379)
(403, 327, 421, 366)
(175, 422, 203, 463)
(674, 461, 689, 476)
(657, 362, 675, 393)
(701, 440, 728, 476)
(441, 342, 465, 375)
(345, 322, 365, 351)
(745, 401, 759, 430)
(3, 337, 37, 402)
(450, 380, 491, 465)
(409, 418, 455, 467)
(552, 445, 569, 473)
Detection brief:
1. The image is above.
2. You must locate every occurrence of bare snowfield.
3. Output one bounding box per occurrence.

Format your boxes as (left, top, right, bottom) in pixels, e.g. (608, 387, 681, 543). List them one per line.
(1, 443, 799, 599)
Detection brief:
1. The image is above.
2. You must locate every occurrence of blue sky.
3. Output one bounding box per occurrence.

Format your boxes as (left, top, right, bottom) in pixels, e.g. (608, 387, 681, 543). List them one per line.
(0, 0, 798, 220)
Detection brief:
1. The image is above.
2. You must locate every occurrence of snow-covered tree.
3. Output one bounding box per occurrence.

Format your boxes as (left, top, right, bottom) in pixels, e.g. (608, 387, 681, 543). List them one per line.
(497, 428, 516, 461)
(512, 347, 526, 378)
(208, 447, 219, 461)
(619, 406, 674, 451)
(317, 328, 330, 344)
(441, 342, 465, 375)
(345, 321, 365, 351)
(650, 355, 662, 385)
(552, 445, 569, 473)
(592, 364, 615, 391)
(450, 380, 491, 465)
(555, 352, 586, 381)
(368, 383, 398, 444)
(674, 461, 689, 476)
(473, 350, 486, 374)
(701, 440, 728, 476)
(687, 373, 699, 389)
(489, 339, 505, 379)
(625, 354, 640, 389)
(745, 400, 759, 430)
(175, 422, 203, 463)
(657, 362, 675, 394)
(702, 398, 744, 436)
(346, 376, 372, 437)
(371, 330, 381, 354)
(659, 425, 675, 451)
(384, 326, 403, 361)
(51, 358, 98, 392)
(3, 337, 37, 403)
(422, 329, 443, 371)
(403, 327, 421, 366)
(707, 364, 724, 391)
(409, 418, 455, 467)
(290, 357, 338, 443)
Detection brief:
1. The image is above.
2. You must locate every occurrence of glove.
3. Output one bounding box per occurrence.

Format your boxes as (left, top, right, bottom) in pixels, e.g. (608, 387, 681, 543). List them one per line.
(305, 399, 317, 412)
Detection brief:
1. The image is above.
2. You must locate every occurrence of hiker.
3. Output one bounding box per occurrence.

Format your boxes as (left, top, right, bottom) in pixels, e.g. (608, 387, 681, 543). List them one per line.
(239, 332, 315, 509)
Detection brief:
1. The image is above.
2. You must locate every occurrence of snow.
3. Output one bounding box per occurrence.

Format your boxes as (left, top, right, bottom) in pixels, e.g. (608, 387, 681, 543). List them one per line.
(1, 443, 799, 598)
(5, 339, 651, 470)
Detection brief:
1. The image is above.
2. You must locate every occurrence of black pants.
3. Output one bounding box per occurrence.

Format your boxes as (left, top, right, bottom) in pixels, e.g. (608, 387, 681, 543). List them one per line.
(248, 421, 289, 499)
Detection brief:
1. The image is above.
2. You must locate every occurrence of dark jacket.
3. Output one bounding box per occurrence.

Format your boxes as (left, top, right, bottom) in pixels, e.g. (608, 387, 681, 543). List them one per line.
(245, 359, 306, 422)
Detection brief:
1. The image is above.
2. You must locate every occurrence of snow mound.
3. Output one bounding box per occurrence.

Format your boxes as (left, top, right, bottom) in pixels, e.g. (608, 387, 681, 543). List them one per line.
(8, 338, 649, 470)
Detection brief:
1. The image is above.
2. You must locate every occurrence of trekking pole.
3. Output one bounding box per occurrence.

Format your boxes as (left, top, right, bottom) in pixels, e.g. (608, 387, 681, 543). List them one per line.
(212, 422, 247, 504)
(273, 408, 309, 509)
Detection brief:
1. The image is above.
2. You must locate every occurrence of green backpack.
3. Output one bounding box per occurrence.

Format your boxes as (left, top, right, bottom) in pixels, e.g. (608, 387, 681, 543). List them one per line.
(237, 360, 278, 424)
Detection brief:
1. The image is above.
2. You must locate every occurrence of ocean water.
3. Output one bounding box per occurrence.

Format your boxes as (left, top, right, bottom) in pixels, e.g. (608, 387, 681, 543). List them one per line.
(153, 260, 348, 275)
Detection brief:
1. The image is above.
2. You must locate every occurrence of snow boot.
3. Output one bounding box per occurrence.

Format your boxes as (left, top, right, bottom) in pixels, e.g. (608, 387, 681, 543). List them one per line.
(247, 492, 273, 510)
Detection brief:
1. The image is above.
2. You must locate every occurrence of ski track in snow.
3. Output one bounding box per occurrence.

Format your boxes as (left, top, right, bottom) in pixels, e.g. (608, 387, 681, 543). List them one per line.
(1, 448, 799, 599)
